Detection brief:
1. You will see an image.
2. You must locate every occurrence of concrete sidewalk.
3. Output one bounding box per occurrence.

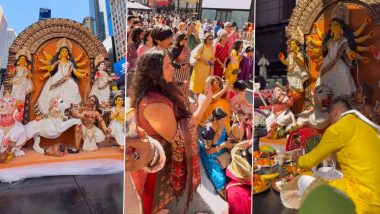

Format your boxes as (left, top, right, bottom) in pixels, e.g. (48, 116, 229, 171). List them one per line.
(167, 161, 228, 214)
(0, 173, 123, 214)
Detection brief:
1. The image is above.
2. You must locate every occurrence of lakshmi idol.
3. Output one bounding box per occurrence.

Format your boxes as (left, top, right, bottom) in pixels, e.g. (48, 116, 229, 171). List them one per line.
(9, 47, 34, 103)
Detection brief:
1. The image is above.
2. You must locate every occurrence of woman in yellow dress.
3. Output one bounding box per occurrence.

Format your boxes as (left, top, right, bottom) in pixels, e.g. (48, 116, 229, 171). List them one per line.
(190, 33, 215, 98)
(224, 40, 243, 87)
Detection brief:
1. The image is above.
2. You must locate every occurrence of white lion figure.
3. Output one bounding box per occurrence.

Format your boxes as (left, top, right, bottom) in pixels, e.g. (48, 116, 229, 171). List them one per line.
(25, 96, 82, 154)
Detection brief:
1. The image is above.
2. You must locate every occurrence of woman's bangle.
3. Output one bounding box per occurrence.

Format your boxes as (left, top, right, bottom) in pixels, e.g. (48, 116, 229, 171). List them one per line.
(147, 143, 159, 168)
(216, 146, 220, 152)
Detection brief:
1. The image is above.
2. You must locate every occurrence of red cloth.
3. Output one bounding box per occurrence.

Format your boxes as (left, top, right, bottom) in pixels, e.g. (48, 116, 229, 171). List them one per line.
(226, 169, 251, 214)
(286, 127, 320, 151)
(229, 90, 235, 99)
(142, 173, 157, 214)
(214, 43, 229, 77)
(138, 91, 200, 213)
(137, 91, 174, 141)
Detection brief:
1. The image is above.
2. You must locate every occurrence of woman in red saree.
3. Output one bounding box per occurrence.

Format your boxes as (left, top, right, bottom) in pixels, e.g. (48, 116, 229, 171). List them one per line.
(130, 49, 212, 214)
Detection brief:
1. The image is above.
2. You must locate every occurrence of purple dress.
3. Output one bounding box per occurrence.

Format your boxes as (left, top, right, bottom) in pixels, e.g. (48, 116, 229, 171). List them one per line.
(127, 43, 138, 72)
(238, 55, 253, 81)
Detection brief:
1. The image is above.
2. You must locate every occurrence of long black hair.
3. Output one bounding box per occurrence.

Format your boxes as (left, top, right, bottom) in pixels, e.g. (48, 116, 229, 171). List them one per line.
(232, 40, 243, 53)
(170, 32, 187, 61)
(131, 49, 191, 119)
(50, 46, 78, 82)
(207, 107, 227, 123)
(131, 27, 144, 47)
(323, 18, 356, 55)
(151, 25, 173, 46)
(233, 80, 248, 91)
(89, 95, 101, 114)
(142, 28, 153, 45)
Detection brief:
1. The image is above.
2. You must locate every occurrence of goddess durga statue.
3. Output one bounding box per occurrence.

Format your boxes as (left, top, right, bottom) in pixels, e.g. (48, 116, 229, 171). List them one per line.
(35, 38, 89, 117)
(306, 2, 374, 99)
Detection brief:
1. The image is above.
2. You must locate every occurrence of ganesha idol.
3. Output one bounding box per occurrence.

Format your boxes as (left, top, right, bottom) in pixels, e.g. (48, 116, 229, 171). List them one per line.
(260, 84, 298, 139)
(0, 94, 27, 162)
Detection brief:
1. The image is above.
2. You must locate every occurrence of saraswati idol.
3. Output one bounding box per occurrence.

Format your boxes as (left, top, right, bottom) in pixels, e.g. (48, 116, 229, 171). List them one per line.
(90, 54, 119, 107)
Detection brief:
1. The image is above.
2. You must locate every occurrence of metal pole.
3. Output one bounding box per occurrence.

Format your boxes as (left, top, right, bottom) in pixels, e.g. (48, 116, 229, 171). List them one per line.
(186, 1, 188, 16)
(198, 0, 202, 20)
(177, 0, 180, 14)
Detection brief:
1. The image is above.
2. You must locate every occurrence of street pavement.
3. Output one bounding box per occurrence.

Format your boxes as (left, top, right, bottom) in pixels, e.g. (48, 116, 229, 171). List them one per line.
(0, 173, 123, 214)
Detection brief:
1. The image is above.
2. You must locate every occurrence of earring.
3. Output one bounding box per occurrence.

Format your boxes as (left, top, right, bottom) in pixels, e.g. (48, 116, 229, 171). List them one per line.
(67, 56, 70, 60)
(17, 61, 20, 66)
(58, 54, 61, 59)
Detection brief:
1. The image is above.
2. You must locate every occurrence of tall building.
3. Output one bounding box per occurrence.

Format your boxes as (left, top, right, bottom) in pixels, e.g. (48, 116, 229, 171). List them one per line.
(89, 0, 114, 41)
(255, 0, 296, 77)
(1, 28, 16, 69)
(0, 6, 9, 69)
(110, 0, 126, 62)
(105, 0, 113, 36)
(82, 16, 95, 33)
(39, 8, 51, 21)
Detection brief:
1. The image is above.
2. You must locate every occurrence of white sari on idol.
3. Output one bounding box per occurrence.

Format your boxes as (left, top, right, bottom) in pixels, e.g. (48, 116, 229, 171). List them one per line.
(35, 61, 82, 117)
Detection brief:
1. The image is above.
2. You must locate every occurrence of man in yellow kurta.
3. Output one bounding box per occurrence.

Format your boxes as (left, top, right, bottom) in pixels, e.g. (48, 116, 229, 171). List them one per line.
(297, 98, 380, 214)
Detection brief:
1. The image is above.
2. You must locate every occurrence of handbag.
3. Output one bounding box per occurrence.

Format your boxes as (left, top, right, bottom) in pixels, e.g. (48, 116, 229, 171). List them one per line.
(216, 151, 232, 169)
(232, 69, 240, 75)
(190, 44, 205, 66)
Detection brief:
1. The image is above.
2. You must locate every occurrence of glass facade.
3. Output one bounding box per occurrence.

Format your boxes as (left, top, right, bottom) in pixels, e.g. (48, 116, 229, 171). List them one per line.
(201, 9, 250, 29)
(255, 0, 296, 76)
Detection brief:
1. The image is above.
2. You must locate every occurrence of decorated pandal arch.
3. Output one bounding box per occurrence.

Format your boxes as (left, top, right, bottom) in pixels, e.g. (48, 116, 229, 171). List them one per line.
(257, 0, 380, 148)
(0, 18, 123, 180)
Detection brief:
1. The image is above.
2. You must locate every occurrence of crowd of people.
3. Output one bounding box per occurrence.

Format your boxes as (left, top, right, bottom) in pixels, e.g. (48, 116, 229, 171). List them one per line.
(126, 11, 253, 214)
